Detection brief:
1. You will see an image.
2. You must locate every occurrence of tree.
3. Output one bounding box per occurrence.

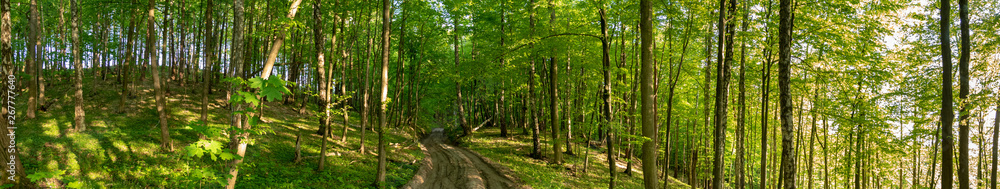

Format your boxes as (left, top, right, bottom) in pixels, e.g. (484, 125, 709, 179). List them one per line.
(991, 104, 998, 189)
(957, 0, 971, 187)
(27, 0, 38, 119)
(529, 0, 542, 159)
(200, 0, 216, 133)
(777, 0, 796, 186)
(71, 0, 85, 131)
(735, 0, 749, 187)
(376, 0, 391, 186)
(226, 0, 248, 186)
(599, 5, 616, 189)
(314, 0, 331, 172)
(226, 1, 304, 188)
(0, 0, 27, 185)
(145, 0, 171, 151)
(939, 0, 956, 187)
(638, 0, 658, 188)
(548, 0, 561, 165)
(712, 0, 732, 186)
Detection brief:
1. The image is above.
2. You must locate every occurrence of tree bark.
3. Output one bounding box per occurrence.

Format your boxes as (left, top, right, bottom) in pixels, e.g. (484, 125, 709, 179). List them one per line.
(200, 0, 216, 135)
(957, 0, 971, 187)
(735, 0, 749, 187)
(529, 0, 542, 159)
(712, 0, 733, 185)
(0, 0, 27, 185)
(991, 104, 999, 189)
(376, 0, 390, 186)
(599, 6, 615, 189)
(314, 0, 330, 172)
(639, 0, 658, 187)
(225, 0, 247, 186)
(145, 0, 171, 151)
(939, 0, 956, 186)
(777, 0, 796, 186)
(27, 0, 37, 119)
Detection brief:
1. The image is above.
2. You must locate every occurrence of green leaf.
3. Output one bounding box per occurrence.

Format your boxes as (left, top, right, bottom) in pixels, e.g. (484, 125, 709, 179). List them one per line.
(185, 144, 205, 158)
(220, 151, 236, 160)
(67, 181, 83, 189)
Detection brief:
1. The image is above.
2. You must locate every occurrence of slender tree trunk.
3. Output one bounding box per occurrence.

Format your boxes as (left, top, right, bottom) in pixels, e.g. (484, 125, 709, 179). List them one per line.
(119, 5, 139, 114)
(27, 0, 38, 119)
(712, 0, 732, 185)
(735, 0, 749, 187)
(315, 0, 330, 172)
(145, 0, 171, 151)
(777, 0, 797, 185)
(360, 10, 373, 153)
(225, 0, 247, 186)
(991, 104, 999, 189)
(957, 0, 971, 187)
(227, 1, 303, 188)
(376, 0, 390, 186)
(759, 2, 776, 187)
(939, 0, 956, 186)
(200, 0, 216, 134)
(639, 0, 658, 187)
(599, 6, 616, 189)
(455, 18, 469, 137)
(529, 0, 542, 159)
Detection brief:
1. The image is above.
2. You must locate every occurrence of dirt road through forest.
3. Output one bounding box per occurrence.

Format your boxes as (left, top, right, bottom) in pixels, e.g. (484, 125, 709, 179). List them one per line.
(402, 128, 527, 189)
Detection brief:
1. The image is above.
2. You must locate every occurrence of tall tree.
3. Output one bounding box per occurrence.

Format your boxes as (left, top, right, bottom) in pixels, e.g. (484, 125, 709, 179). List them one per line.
(314, 0, 331, 172)
(27, 0, 38, 119)
(529, 0, 542, 160)
(957, 0, 971, 187)
(712, 0, 733, 186)
(71, 0, 85, 131)
(226, 0, 248, 186)
(200, 0, 216, 133)
(548, 0, 562, 165)
(146, 0, 171, 151)
(227, 1, 305, 188)
(599, 5, 616, 189)
(0, 0, 27, 185)
(777, 0, 797, 186)
(735, 0, 749, 187)
(376, 0, 391, 186)
(639, 0, 658, 188)
(938, 0, 955, 187)
(991, 104, 999, 189)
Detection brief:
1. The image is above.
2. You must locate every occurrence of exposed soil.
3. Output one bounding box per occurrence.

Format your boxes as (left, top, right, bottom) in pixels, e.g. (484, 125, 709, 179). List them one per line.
(403, 128, 528, 189)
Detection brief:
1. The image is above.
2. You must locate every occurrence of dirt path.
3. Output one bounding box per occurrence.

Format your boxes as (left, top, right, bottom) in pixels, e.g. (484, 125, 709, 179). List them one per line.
(403, 128, 527, 189)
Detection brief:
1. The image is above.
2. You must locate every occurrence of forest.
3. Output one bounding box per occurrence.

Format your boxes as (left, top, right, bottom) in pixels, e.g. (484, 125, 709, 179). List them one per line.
(0, 0, 996, 188)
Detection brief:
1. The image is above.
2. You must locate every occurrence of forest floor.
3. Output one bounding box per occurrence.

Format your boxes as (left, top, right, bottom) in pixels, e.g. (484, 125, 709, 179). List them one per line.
(21, 74, 422, 188)
(462, 127, 691, 188)
(403, 128, 526, 189)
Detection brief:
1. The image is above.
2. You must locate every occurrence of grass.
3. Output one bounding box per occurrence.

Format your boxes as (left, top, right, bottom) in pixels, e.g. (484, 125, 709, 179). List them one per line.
(21, 73, 421, 188)
(464, 127, 691, 188)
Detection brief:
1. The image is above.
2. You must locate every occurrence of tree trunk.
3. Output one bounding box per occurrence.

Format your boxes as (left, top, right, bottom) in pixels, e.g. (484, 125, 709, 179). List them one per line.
(639, 0, 658, 187)
(227, 1, 304, 188)
(315, 0, 330, 172)
(991, 104, 999, 189)
(200, 0, 216, 137)
(119, 4, 139, 114)
(735, 0, 748, 186)
(455, 18, 469, 137)
(712, 0, 733, 185)
(27, 0, 38, 119)
(599, 6, 615, 189)
(759, 2, 776, 187)
(376, 0, 390, 185)
(225, 0, 247, 186)
(529, 0, 542, 159)
(0, 0, 28, 185)
(957, 0, 971, 187)
(939, 0, 956, 186)
(145, 0, 171, 151)
(777, 0, 796, 185)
